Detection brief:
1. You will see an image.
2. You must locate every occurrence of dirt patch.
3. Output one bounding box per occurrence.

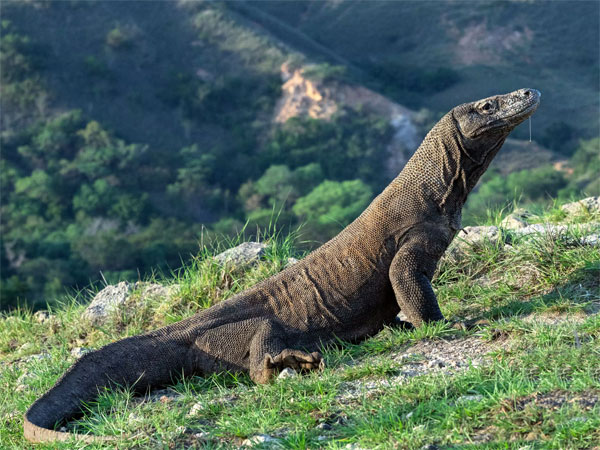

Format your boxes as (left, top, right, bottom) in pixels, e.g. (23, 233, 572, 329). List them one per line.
(522, 307, 598, 325)
(452, 21, 533, 66)
(506, 389, 600, 412)
(336, 335, 508, 403)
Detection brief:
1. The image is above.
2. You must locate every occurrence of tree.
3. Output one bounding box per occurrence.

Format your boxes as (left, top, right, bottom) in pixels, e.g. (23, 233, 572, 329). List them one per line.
(293, 180, 372, 239)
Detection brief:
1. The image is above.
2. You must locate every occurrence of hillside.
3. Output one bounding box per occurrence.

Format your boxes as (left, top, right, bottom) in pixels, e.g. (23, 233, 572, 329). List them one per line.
(1, 0, 598, 309)
(1, 199, 599, 448)
(244, 0, 599, 141)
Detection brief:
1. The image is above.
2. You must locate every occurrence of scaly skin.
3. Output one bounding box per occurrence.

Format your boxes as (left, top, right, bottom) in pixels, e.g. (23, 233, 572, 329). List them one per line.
(24, 89, 540, 443)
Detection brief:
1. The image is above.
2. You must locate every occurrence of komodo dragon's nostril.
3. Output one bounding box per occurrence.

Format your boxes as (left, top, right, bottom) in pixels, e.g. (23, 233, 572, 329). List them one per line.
(521, 89, 541, 98)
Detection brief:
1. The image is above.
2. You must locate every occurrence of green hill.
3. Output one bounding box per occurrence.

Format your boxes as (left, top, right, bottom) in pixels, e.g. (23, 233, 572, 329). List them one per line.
(245, 0, 599, 141)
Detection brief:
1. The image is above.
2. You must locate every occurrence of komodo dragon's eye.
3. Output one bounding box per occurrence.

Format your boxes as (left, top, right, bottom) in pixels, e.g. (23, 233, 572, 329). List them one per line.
(477, 101, 495, 114)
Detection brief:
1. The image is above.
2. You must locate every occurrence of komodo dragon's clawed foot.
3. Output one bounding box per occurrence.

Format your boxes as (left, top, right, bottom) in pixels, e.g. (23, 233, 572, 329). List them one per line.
(269, 349, 325, 372)
(252, 350, 325, 383)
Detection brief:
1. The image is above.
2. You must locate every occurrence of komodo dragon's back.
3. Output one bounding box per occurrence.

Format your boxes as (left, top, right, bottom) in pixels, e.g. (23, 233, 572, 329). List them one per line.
(24, 89, 540, 443)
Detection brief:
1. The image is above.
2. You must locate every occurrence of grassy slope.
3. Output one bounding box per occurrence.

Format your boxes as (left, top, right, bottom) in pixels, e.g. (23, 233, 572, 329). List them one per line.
(1, 202, 599, 449)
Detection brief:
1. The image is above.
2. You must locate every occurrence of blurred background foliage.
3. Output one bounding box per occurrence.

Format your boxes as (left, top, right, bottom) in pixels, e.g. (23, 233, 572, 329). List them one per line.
(0, 1, 598, 309)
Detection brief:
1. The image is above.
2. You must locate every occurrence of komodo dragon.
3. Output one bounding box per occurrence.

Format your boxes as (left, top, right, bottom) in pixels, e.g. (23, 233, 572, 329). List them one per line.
(24, 88, 540, 443)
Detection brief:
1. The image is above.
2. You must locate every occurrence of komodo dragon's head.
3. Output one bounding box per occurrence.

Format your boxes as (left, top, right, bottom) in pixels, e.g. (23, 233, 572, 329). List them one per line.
(427, 88, 540, 207)
(455, 88, 540, 139)
(452, 88, 539, 177)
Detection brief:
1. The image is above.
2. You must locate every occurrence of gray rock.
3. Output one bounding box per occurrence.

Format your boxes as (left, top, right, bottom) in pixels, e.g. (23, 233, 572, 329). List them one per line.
(277, 367, 298, 379)
(561, 197, 600, 216)
(214, 242, 267, 268)
(134, 281, 179, 301)
(33, 311, 52, 324)
(241, 434, 279, 447)
(446, 226, 501, 260)
(70, 347, 92, 359)
(148, 388, 183, 403)
(343, 444, 369, 450)
(457, 394, 484, 403)
(18, 342, 35, 353)
(16, 370, 35, 392)
(83, 281, 133, 324)
(581, 234, 600, 246)
(82, 281, 178, 325)
(187, 402, 204, 417)
(193, 431, 210, 440)
(22, 352, 51, 363)
(514, 223, 566, 237)
(500, 208, 533, 230)
(285, 257, 299, 268)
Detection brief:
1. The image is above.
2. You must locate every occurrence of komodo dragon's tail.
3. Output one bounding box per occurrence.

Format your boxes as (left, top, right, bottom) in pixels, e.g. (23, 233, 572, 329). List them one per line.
(24, 332, 192, 443)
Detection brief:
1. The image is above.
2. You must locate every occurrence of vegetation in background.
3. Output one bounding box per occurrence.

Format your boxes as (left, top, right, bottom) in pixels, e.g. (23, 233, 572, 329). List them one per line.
(0, 2, 598, 310)
(463, 138, 600, 225)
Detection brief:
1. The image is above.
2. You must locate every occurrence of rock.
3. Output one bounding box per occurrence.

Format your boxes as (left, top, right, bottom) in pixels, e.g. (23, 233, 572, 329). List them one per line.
(193, 431, 210, 440)
(561, 197, 600, 216)
(285, 257, 299, 268)
(514, 223, 565, 237)
(343, 444, 369, 450)
(70, 347, 92, 359)
(581, 234, 600, 246)
(241, 434, 278, 447)
(128, 412, 143, 424)
(33, 311, 52, 324)
(146, 388, 182, 404)
(277, 368, 298, 380)
(22, 352, 51, 363)
(83, 281, 133, 324)
(187, 402, 204, 417)
(499, 208, 533, 229)
(16, 371, 35, 392)
(134, 281, 179, 301)
(457, 394, 484, 403)
(214, 242, 267, 268)
(446, 226, 502, 260)
(18, 342, 35, 353)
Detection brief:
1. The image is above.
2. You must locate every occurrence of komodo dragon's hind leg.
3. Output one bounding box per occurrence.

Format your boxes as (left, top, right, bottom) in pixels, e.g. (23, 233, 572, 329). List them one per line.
(248, 320, 324, 384)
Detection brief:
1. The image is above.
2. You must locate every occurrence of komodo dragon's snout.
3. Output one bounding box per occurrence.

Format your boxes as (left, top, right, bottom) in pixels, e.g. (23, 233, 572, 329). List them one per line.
(24, 89, 540, 443)
(455, 88, 540, 138)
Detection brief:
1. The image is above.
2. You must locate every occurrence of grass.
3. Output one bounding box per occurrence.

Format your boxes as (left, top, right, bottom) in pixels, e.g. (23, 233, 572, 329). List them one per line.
(1, 202, 599, 449)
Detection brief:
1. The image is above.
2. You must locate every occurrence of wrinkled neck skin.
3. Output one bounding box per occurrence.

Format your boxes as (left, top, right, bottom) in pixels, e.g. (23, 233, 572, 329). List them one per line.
(398, 112, 507, 227)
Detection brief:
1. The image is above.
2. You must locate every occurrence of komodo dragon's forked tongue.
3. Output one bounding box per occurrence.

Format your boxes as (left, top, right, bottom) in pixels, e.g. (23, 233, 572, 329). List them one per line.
(24, 89, 540, 443)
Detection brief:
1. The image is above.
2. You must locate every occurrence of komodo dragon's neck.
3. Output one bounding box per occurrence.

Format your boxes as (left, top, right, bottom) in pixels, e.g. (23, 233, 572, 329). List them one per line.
(362, 112, 505, 234)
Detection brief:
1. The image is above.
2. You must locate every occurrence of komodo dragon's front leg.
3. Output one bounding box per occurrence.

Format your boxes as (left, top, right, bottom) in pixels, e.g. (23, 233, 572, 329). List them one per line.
(389, 227, 447, 327)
